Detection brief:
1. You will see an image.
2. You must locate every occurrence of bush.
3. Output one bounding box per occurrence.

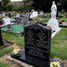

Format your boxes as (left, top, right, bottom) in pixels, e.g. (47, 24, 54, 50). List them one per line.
(2, 5, 32, 11)
(2, 5, 14, 11)
(6, 5, 14, 11)
(33, 0, 52, 11)
(12, 5, 32, 11)
(61, 0, 67, 11)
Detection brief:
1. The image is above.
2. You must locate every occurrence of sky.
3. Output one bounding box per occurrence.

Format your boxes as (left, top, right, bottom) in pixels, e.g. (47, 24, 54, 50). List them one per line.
(11, 0, 23, 2)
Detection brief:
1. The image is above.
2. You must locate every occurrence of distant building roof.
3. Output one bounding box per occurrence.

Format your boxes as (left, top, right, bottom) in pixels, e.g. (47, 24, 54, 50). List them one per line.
(10, 1, 23, 6)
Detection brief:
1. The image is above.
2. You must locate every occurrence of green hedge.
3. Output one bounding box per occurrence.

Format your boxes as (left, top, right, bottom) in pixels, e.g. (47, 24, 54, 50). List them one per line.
(2, 5, 32, 11)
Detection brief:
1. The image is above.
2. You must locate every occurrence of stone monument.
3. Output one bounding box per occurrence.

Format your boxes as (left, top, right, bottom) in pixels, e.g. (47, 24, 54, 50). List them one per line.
(39, 11, 44, 16)
(2, 12, 6, 17)
(16, 14, 20, 18)
(11, 23, 51, 67)
(30, 10, 38, 19)
(47, 1, 61, 39)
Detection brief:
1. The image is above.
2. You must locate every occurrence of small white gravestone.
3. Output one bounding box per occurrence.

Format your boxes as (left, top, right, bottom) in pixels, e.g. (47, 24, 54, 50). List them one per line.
(47, 1, 61, 39)
(30, 10, 38, 19)
(39, 11, 44, 16)
(16, 14, 20, 18)
(2, 16, 12, 26)
(2, 12, 6, 17)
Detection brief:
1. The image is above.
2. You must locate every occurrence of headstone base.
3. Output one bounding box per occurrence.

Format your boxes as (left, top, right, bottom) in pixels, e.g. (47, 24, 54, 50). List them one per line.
(11, 49, 50, 67)
(51, 28, 61, 39)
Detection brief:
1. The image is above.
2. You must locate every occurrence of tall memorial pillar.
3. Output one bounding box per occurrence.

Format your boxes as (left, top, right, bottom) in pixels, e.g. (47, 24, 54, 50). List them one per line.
(47, 1, 61, 38)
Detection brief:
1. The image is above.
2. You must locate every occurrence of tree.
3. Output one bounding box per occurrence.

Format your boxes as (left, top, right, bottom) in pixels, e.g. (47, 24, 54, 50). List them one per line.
(2, 0, 10, 5)
(23, 0, 33, 6)
(60, 0, 67, 11)
(32, 0, 60, 11)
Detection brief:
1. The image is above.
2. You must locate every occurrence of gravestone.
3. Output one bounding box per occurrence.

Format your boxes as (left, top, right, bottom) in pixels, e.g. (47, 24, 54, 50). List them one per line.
(2, 12, 6, 17)
(39, 11, 44, 16)
(25, 23, 51, 67)
(11, 23, 51, 67)
(16, 14, 20, 18)
(30, 10, 38, 19)
(0, 27, 3, 46)
(23, 13, 30, 25)
(20, 13, 30, 25)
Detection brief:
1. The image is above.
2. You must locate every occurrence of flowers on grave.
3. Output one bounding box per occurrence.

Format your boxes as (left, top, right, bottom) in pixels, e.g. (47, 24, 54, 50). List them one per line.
(50, 61, 61, 67)
(0, 58, 4, 62)
(12, 49, 20, 55)
(47, 25, 52, 29)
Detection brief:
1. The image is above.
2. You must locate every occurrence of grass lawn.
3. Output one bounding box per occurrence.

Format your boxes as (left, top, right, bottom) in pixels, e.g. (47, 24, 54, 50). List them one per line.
(51, 28, 67, 60)
(0, 32, 24, 57)
(32, 12, 67, 24)
(0, 46, 13, 57)
(1, 27, 67, 60)
(0, 62, 8, 67)
(2, 32, 24, 47)
(0, 12, 67, 60)
(0, 12, 67, 67)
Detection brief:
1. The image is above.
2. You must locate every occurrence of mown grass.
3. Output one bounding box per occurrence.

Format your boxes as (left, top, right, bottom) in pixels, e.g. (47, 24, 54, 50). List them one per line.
(2, 32, 24, 47)
(2, 28, 67, 60)
(0, 46, 13, 57)
(0, 12, 67, 60)
(51, 28, 67, 60)
(0, 62, 8, 67)
(33, 12, 67, 24)
(0, 30, 24, 57)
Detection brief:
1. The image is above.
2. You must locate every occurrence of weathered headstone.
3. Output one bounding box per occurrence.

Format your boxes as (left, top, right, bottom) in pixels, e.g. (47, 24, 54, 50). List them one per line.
(39, 11, 44, 16)
(16, 14, 20, 18)
(30, 10, 38, 19)
(20, 14, 30, 25)
(2, 12, 6, 17)
(0, 27, 3, 46)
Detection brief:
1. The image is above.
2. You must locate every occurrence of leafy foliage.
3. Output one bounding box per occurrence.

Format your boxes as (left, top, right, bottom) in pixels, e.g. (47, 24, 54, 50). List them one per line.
(60, 0, 67, 11)
(32, 0, 53, 11)
(2, 5, 32, 11)
(2, 0, 10, 5)
(12, 5, 32, 11)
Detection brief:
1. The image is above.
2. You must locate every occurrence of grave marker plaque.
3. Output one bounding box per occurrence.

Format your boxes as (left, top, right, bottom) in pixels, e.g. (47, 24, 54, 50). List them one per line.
(24, 23, 51, 67)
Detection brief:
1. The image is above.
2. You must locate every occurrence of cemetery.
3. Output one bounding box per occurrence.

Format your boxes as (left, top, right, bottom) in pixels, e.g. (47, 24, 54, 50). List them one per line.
(0, 0, 67, 67)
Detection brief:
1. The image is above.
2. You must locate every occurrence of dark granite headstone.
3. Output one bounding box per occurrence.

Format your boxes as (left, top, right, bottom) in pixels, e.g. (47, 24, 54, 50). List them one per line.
(11, 23, 51, 67)
(0, 27, 3, 46)
(24, 23, 51, 67)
